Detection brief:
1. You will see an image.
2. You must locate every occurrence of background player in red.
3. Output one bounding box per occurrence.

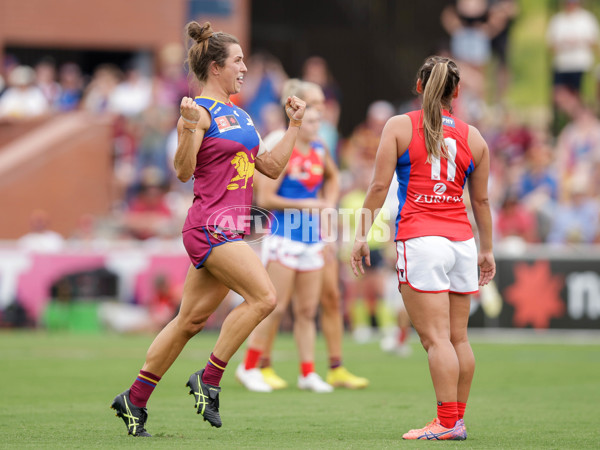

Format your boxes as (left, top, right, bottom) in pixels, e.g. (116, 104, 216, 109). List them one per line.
(351, 56, 495, 440)
(236, 80, 367, 392)
(110, 21, 306, 436)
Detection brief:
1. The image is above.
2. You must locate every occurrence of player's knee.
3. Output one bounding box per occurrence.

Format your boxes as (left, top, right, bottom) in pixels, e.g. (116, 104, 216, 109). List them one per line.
(177, 313, 209, 338)
(295, 302, 318, 321)
(254, 287, 277, 319)
(450, 333, 469, 347)
(320, 290, 340, 312)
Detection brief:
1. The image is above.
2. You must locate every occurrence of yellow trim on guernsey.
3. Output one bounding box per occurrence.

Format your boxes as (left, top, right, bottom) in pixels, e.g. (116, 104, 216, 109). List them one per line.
(195, 96, 227, 110)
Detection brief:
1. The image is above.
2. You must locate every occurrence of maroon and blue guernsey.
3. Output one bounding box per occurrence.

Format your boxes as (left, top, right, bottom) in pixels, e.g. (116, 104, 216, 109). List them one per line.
(183, 96, 261, 235)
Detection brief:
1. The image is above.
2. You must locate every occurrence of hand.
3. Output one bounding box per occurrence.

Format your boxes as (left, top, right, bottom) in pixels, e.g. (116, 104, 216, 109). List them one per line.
(180, 96, 202, 124)
(478, 251, 496, 286)
(285, 96, 306, 122)
(350, 240, 370, 277)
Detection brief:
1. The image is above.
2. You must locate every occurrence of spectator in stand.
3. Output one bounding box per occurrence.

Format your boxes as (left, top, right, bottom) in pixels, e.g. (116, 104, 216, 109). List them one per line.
(547, 0, 599, 97)
(238, 52, 288, 132)
(547, 0, 600, 133)
(122, 167, 174, 240)
(341, 100, 395, 169)
(82, 64, 122, 114)
(548, 176, 599, 245)
(494, 192, 539, 247)
(488, 0, 519, 99)
(55, 62, 84, 111)
(34, 58, 61, 107)
(441, 0, 494, 70)
(18, 210, 65, 252)
(0, 65, 49, 118)
(153, 43, 190, 109)
(110, 64, 153, 117)
(302, 56, 341, 160)
(516, 142, 558, 241)
(554, 85, 600, 192)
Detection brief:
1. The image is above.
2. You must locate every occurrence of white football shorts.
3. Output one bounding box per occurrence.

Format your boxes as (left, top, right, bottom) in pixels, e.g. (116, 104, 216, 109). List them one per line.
(262, 234, 324, 272)
(396, 236, 478, 294)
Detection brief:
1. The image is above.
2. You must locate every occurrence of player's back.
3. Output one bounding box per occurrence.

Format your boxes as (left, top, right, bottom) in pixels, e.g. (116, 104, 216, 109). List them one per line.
(395, 109, 474, 242)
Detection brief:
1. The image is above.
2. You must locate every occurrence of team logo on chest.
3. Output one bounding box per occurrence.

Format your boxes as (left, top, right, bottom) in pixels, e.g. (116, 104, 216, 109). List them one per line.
(215, 115, 242, 133)
(227, 152, 255, 190)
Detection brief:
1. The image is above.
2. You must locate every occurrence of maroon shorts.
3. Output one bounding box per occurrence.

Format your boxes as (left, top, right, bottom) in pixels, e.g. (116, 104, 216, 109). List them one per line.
(183, 226, 244, 269)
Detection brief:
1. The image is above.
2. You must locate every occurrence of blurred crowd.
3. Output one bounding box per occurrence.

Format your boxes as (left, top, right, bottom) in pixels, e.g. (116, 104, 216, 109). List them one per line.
(2, 0, 600, 330)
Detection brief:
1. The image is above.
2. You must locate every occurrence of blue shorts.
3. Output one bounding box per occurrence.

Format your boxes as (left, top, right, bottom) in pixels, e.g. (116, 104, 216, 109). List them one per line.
(183, 226, 243, 269)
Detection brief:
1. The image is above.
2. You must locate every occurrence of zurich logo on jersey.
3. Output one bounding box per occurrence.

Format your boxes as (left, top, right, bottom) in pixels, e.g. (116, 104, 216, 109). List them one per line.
(433, 183, 447, 195)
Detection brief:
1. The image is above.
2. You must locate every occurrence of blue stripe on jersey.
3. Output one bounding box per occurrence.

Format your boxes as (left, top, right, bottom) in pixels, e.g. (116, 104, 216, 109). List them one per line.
(395, 150, 411, 238)
(461, 160, 475, 188)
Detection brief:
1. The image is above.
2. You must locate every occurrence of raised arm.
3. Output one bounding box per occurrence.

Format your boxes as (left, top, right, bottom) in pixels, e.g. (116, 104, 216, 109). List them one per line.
(173, 97, 211, 182)
(255, 96, 306, 179)
(467, 125, 496, 286)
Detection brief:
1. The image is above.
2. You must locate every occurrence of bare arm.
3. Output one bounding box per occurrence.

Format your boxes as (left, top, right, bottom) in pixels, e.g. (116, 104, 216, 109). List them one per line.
(350, 115, 411, 276)
(173, 97, 211, 182)
(255, 164, 329, 211)
(255, 96, 306, 179)
(467, 125, 496, 286)
(321, 151, 340, 206)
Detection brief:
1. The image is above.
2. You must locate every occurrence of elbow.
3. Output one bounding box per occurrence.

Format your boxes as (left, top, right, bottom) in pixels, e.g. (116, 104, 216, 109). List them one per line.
(369, 181, 389, 196)
(176, 169, 192, 183)
(471, 197, 490, 210)
(260, 163, 281, 180)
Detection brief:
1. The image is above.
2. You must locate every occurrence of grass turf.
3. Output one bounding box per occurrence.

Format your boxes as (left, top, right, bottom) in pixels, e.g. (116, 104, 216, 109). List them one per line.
(0, 330, 598, 448)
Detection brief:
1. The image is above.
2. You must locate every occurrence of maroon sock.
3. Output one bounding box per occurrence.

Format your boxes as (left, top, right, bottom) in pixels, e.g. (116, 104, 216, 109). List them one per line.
(458, 402, 467, 420)
(201, 353, 228, 386)
(259, 355, 271, 369)
(329, 356, 342, 370)
(129, 370, 161, 408)
(437, 401, 459, 429)
(244, 348, 261, 370)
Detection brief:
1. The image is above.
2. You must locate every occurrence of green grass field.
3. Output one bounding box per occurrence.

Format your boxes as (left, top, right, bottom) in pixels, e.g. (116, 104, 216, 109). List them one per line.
(1, 330, 599, 449)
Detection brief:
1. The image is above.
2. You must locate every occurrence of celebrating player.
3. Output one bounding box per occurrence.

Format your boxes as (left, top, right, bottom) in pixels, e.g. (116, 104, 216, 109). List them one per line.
(110, 21, 305, 436)
(351, 56, 495, 440)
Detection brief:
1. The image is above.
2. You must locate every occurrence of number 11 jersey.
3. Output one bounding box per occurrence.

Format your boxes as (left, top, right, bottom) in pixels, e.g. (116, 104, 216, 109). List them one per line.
(394, 109, 475, 242)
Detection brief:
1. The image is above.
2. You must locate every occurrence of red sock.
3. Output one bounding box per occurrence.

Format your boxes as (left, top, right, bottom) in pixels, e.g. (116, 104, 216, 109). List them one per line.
(202, 353, 228, 386)
(457, 402, 467, 420)
(437, 401, 459, 429)
(129, 370, 161, 408)
(301, 361, 314, 377)
(259, 356, 271, 369)
(329, 357, 342, 370)
(244, 348, 261, 370)
(398, 327, 408, 344)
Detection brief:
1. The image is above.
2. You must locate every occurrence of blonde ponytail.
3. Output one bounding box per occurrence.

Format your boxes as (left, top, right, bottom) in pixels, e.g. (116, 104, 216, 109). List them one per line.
(422, 62, 449, 163)
(416, 56, 461, 163)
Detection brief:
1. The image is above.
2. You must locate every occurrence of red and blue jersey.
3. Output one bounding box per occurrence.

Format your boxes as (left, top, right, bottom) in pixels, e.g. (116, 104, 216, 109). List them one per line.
(271, 141, 325, 243)
(183, 96, 260, 234)
(395, 109, 475, 241)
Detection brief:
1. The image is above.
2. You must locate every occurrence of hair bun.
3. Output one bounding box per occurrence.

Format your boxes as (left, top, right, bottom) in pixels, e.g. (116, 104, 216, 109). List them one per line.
(186, 21, 213, 43)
